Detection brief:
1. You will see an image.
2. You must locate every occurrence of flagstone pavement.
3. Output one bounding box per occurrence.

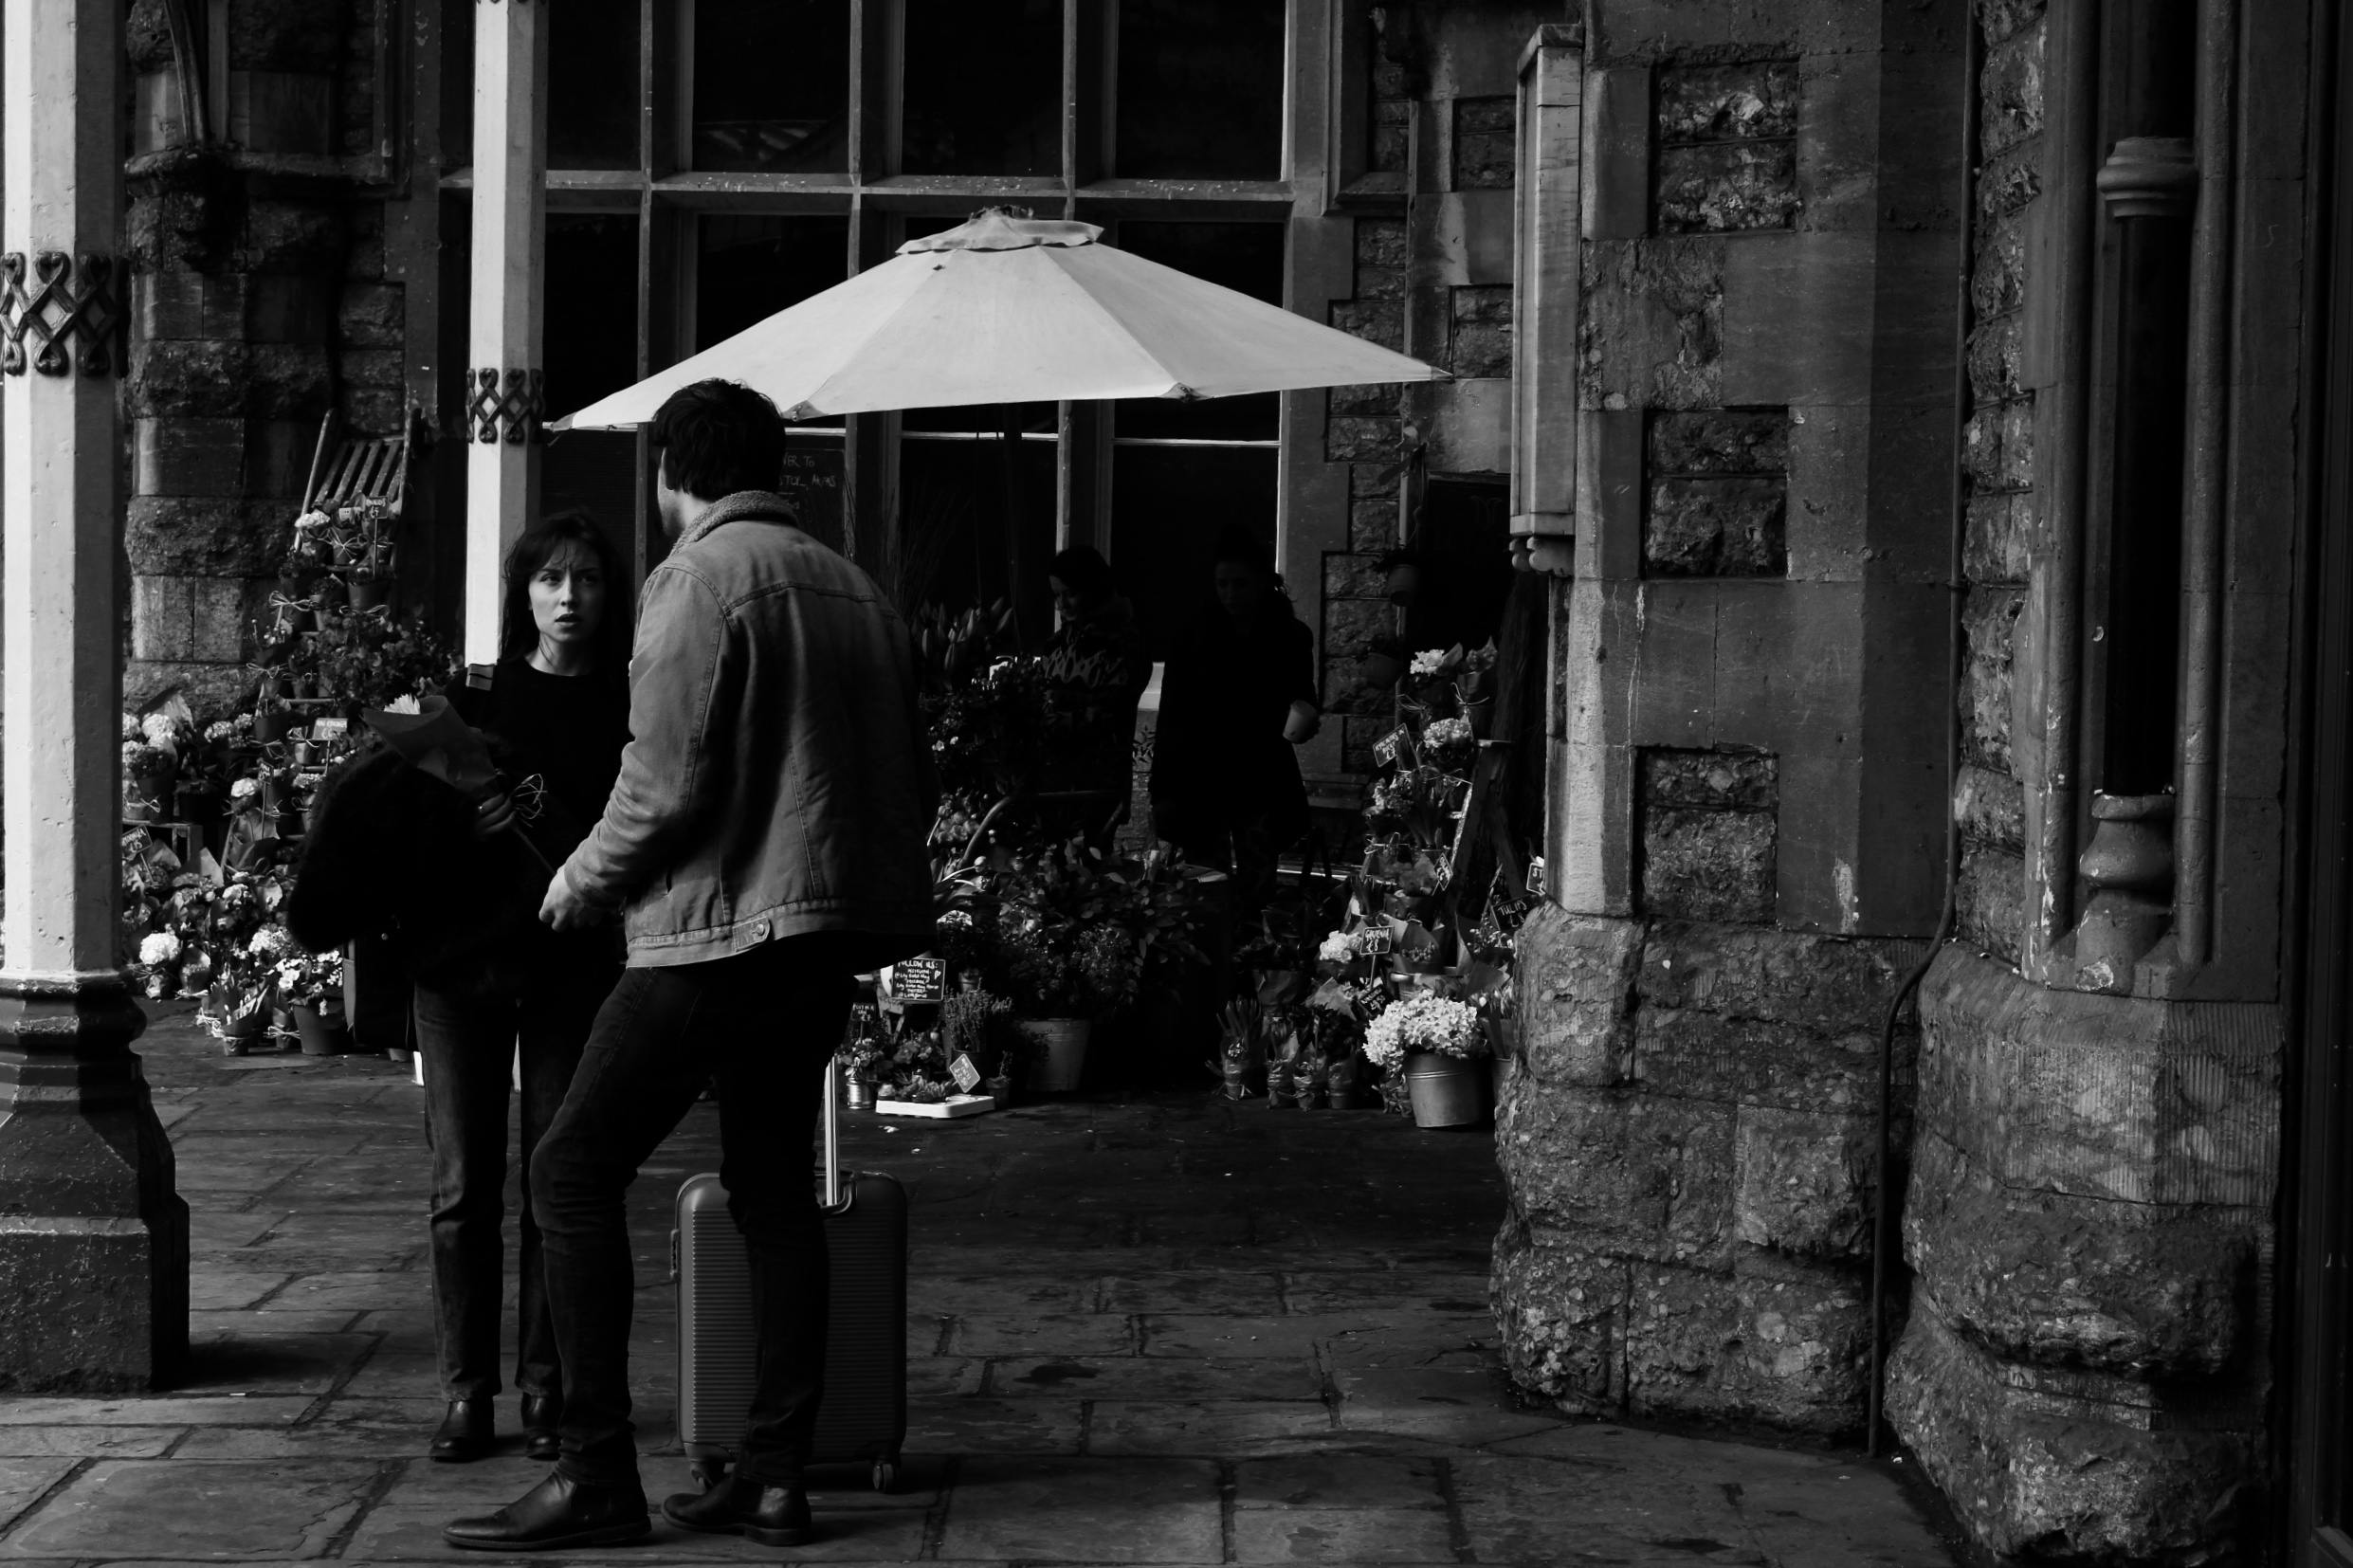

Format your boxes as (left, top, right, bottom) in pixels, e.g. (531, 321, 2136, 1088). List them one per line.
(0, 1002, 1962, 1565)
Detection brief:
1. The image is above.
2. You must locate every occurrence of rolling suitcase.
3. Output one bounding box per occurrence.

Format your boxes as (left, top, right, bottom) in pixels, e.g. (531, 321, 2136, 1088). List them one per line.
(672, 1062, 907, 1492)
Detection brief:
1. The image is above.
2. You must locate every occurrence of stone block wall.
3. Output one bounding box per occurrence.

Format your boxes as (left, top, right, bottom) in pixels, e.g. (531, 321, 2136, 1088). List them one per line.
(1879, 2, 2302, 1558)
(120, 0, 404, 715)
(1498, 0, 1966, 1441)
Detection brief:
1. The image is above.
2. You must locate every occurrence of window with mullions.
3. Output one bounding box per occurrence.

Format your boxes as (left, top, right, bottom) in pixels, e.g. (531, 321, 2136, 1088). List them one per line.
(902, 0, 1064, 176)
(1112, 0, 1286, 179)
(692, 0, 852, 173)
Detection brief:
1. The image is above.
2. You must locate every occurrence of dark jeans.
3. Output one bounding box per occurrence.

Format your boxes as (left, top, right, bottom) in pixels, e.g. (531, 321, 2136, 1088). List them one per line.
(413, 944, 617, 1404)
(529, 939, 855, 1487)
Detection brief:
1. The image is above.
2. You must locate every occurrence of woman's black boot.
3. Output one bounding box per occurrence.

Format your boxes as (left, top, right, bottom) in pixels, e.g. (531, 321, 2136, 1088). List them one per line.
(429, 1397, 495, 1462)
(521, 1394, 562, 1462)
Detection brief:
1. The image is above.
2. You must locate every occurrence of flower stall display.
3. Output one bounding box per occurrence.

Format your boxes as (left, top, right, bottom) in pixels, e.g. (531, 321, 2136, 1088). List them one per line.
(275, 945, 351, 1055)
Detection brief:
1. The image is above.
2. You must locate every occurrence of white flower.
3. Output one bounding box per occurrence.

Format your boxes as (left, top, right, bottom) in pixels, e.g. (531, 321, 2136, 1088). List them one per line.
(246, 925, 295, 959)
(203, 720, 235, 743)
(137, 932, 182, 966)
(140, 713, 178, 749)
(1409, 649, 1449, 678)
(229, 777, 260, 803)
(1362, 993, 1486, 1069)
(295, 509, 332, 535)
(1423, 717, 1472, 750)
(121, 714, 142, 741)
(1318, 932, 1357, 965)
(383, 694, 421, 715)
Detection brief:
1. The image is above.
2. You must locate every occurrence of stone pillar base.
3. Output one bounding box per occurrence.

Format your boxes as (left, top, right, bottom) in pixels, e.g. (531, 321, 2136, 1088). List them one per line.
(0, 976, 189, 1391)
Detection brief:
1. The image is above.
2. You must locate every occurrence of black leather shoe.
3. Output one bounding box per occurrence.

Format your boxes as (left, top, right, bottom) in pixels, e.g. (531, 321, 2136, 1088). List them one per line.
(428, 1398, 494, 1463)
(521, 1394, 561, 1463)
(662, 1472, 814, 1547)
(443, 1468, 650, 1552)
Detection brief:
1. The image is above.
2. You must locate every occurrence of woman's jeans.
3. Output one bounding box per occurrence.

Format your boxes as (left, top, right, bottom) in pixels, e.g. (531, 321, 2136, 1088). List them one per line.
(528, 939, 856, 1488)
(413, 945, 618, 1405)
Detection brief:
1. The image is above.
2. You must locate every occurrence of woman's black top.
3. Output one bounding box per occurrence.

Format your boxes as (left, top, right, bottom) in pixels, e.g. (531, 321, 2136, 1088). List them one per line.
(459, 657, 632, 861)
(1148, 597, 1317, 846)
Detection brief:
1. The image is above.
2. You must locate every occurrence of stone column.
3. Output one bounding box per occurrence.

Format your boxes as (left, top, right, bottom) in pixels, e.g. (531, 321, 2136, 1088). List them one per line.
(463, 0, 548, 663)
(0, 0, 189, 1388)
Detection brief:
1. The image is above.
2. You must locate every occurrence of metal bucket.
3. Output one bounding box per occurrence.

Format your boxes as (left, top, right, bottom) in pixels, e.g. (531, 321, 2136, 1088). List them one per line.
(1019, 1018, 1092, 1092)
(1404, 1050, 1485, 1128)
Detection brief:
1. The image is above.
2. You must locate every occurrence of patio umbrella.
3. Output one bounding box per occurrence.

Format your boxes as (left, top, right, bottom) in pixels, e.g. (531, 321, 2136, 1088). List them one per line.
(553, 210, 1445, 429)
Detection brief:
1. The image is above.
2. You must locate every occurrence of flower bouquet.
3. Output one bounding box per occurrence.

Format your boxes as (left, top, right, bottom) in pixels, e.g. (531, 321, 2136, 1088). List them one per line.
(1362, 990, 1490, 1129)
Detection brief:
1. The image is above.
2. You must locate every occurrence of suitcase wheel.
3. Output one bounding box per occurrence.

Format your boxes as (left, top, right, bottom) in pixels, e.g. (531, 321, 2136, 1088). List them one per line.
(872, 1456, 898, 1494)
(690, 1458, 730, 1491)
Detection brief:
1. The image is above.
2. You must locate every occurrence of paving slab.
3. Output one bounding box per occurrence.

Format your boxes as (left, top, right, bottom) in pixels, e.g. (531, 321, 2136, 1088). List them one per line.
(0, 1461, 74, 1534)
(1231, 1504, 1459, 1563)
(0, 1457, 384, 1559)
(1085, 1400, 1341, 1457)
(984, 1355, 1322, 1402)
(939, 1457, 1221, 1562)
(0, 1428, 182, 1460)
(1232, 1454, 1448, 1509)
(948, 1312, 1139, 1357)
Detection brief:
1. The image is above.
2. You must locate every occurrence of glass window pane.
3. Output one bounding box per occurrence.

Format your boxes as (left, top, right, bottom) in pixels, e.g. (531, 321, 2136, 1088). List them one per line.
(1113, 220, 1283, 441)
(903, 0, 1063, 176)
(896, 434, 1060, 620)
(1109, 446, 1279, 660)
(693, 0, 850, 172)
(694, 215, 850, 350)
(1114, 0, 1285, 180)
(544, 214, 642, 419)
(550, 0, 640, 169)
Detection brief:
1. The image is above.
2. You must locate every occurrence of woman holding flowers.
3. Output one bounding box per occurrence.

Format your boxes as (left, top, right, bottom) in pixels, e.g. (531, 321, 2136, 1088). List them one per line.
(416, 513, 631, 1466)
(1149, 524, 1322, 911)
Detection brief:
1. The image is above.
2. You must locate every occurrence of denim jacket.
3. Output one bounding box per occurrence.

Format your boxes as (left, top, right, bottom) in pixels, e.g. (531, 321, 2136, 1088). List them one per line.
(557, 490, 938, 968)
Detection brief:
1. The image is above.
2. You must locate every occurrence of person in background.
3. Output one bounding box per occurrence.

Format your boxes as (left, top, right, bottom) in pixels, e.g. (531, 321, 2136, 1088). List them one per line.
(1042, 545, 1151, 846)
(1148, 524, 1322, 911)
(443, 379, 936, 1554)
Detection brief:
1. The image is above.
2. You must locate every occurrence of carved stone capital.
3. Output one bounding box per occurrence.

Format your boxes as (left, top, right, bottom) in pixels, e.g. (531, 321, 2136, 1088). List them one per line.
(2096, 137, 2198, 220)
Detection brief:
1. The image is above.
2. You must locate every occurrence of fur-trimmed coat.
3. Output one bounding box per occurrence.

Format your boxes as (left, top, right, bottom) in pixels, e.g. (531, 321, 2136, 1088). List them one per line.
(284, 743, 551, 994)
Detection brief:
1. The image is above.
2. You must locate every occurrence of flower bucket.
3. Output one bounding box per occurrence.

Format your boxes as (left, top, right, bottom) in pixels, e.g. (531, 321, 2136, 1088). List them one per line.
(845, 1076, 876, 1112)
(216, 1010, 266, 1055)
(255, 709, 299, 745)
(293, 1003, 352, 1056)
(1403, 1049, 1484, 1129)
(348, 578, 391, 612)
(1019, 1017, 1091, 1092)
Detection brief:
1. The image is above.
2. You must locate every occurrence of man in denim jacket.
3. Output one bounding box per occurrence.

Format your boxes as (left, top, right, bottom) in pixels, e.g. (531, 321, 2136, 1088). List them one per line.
(445, 380, 935, 1552)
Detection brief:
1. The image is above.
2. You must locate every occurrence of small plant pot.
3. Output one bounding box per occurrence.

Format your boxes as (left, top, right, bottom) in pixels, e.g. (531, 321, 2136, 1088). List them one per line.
(1403, 1049, 1484, 1129)
(217, 1011, 266, 1055)
(293, 1003, 352, 1056)
(845, 1076, 876, 1112)
(122, 792, 162, 824)
(982, 1073, 1013, 1107)
(348, 578, 391, 612)
(255, 709, 299, 745)
(1018, 1017, 1091, 1093)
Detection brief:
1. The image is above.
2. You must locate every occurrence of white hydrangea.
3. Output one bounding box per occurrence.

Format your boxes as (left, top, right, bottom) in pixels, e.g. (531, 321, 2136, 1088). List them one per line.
(1317, 931, 1357, 965)
(246, 925, 295, 959)
(1409, 649, 1449, 678)
(1423, 716, 1472, 750)
(203, 720, 235, 742)
(140, 713, 179, 749)
(1361, 993, 1486, 1069)
(229, 777, 260, 803)
(137, 931, 181, 966)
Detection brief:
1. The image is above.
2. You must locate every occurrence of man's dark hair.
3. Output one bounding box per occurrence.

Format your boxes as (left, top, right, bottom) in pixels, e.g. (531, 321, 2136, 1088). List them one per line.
(1212, 522, 1274, 575)
(649, 379, 789, 499)
(1048, 545, 1116, 604)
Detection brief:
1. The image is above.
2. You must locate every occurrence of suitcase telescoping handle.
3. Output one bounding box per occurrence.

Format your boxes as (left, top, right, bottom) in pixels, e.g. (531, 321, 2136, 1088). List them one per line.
(822, 1058, 845, 1212)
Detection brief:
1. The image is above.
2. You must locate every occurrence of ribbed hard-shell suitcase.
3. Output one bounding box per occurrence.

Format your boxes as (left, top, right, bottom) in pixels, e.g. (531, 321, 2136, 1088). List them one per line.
(672, 1062, 907, 1492)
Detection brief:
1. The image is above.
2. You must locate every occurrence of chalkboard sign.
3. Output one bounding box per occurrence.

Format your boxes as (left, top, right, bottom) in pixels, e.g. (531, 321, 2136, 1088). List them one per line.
(949, 1052, 982, 1092)
(887, 956, 947, 1002)
(775, 446, 846, 553)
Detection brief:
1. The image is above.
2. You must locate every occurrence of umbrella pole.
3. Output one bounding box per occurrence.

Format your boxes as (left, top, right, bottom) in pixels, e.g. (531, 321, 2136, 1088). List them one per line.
(1000, 403, 1030, 648)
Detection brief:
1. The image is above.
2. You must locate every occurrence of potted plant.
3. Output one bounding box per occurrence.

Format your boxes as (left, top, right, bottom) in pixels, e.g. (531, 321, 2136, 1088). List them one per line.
(1361, 990, 1490, 1129)
(940, 986, 1014, 1103)
(133, 930, 184, 1001)
(275, 941, 351, 1054)
(121, 737, 173, 822)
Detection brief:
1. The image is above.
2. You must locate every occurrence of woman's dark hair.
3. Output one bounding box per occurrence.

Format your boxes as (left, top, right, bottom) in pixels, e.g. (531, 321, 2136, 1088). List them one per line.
(1213, 522, 1274, 576)
(501, 509, 629, 670)
(1048, 545, 1116, 603)
(649, 378, 789, 500)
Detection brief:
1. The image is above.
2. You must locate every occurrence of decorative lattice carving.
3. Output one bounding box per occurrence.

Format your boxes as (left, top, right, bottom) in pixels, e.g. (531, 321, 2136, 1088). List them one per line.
(467, 367, 544, 445)
(1, 252, 125, 376)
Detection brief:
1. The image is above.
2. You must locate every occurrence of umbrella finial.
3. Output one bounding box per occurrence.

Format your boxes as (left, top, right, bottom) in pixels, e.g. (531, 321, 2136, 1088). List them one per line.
(900, 211, 1102, 255)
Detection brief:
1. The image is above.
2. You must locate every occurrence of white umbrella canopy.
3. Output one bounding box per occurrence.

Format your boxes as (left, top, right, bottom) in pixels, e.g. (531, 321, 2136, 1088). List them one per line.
(553, 210, 1446, 430)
